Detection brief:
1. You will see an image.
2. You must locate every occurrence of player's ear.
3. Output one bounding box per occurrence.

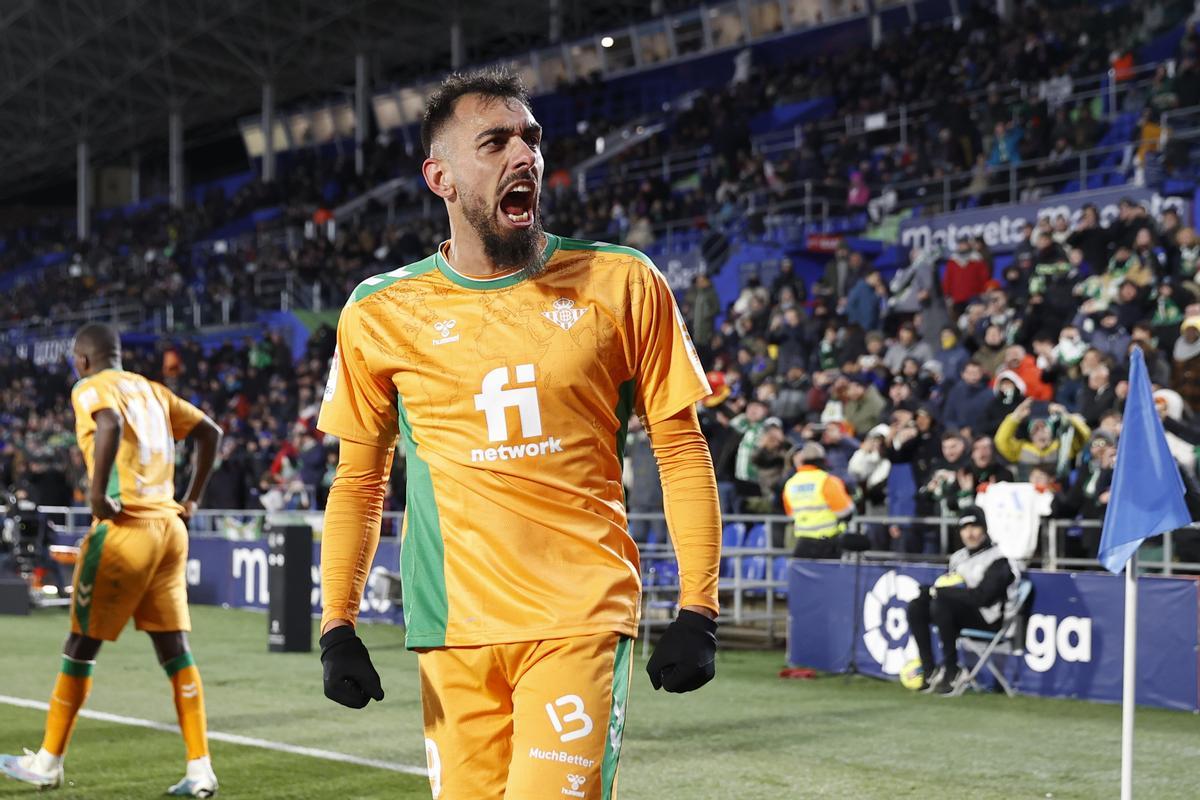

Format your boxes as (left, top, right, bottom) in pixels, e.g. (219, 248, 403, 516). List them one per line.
(422, 156, 455, 202)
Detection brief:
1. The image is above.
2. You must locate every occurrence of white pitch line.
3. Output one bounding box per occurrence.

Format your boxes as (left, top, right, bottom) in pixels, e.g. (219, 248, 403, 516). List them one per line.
(0, 695, 427, 778)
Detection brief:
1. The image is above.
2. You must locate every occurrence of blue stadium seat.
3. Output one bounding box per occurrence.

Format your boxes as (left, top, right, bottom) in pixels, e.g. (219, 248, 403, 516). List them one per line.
(719, 523, 747, 578)
(773, 556, 790, 598)
(744, 523, 767, 549)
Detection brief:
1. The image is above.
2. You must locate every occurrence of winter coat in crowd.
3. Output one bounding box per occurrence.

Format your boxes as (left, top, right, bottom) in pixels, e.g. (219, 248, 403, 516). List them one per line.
(942, 378, 994, 434)
(994, 411, 1090, 476)
(889, 249, 938, 315)
(843, 385, 888, 437)
(942, 250, 991, 306)
(1007, 354, 1054, 401)
(883, 340, 934, 375)
(1088, 320, 1131, 364)
(979, 370, 1026, 436)
(1172, 319, 1200, 412)
(846, 277, 882, 331)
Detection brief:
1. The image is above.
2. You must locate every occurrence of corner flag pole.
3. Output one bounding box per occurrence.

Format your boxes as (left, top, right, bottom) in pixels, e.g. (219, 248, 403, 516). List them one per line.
(1120, 551, 1137, 800)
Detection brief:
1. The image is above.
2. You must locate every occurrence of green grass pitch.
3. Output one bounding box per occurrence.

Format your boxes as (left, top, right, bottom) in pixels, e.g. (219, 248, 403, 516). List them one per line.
(2, 606, 1198, 799)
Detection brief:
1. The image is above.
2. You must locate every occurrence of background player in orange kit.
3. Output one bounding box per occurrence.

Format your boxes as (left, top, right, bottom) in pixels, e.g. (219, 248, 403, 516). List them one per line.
(317, 68, 722, 799)
(0, 323, 223, 797)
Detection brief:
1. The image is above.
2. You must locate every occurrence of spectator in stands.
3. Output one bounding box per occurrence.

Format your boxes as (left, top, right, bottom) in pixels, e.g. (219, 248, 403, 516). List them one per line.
(846, 270, 886, 331)
(888, 247, 939, 322)
(958, 436, 1014, 493)
(624, 415, 665, 543)
(883, 324, 932, 374)
(980, 369, 1026, 438)
(1052, 432, 1116, 557)
(782, 442, 854, 560)
(730, 399, 770, 509)
(1172, 316, 1200, 413)
(685, 274, 720, 353)
(942, 235, 991, 312)
(1067, 205, 1112, 273)
(995, 399, 1090, 480)
(919, 432, 971, 517)
(769, 307, 809, 374)
(906, 507, 1017, 694)
(1087, 308, 1132, 364)
(816, 242, 858, 303)
(749, 418, 790, 511)
(847, 425, 891, 546)
(999, 344, 1053, 401)
(942, 360, 993, 434)
(838, 375, 886, 437)
(932, 325, 969, 379)
(971, 323, 1008, 378)
(1076, 362, 1118, 427)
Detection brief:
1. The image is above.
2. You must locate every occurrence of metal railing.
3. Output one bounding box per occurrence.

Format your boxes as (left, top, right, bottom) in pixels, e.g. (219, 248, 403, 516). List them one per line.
(24, 505, 1199, 653)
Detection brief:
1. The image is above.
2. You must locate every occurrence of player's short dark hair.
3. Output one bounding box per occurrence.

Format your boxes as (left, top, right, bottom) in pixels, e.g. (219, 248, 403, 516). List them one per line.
(421, 67, 531, 157)
(73, 322, 120, 360)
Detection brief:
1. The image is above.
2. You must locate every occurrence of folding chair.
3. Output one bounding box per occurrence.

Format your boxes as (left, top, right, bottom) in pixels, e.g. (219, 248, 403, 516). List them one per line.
(952, 578, 1033, 697)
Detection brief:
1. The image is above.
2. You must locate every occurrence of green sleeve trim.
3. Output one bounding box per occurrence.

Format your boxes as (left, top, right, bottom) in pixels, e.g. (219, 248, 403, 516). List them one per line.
(61, 656, 96, 678)
(556, 236, 655, 269)
(350, 256, 437, 302)
(162, 651, 197, 677)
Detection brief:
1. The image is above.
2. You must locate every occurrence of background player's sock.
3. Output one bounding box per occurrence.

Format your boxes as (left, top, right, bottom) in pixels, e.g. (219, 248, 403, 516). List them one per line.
(40, 656, 95, 759)
(163, 652, 210, 761)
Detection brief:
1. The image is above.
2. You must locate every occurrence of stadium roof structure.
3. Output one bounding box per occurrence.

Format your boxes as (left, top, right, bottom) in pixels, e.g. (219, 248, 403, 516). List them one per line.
(0, 0, 674, 196)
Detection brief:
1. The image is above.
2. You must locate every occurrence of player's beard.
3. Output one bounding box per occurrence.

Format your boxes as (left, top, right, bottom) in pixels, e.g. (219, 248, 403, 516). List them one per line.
(460, 186, 548, 278)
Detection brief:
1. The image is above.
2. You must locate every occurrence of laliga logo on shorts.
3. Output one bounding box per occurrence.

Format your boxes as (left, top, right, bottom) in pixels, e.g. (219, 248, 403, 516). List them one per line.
(862, 570, 922, 675)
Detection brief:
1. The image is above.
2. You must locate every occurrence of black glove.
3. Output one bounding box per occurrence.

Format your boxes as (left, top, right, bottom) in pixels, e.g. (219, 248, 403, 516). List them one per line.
(320, 626, 384, 709)
(646, 610, 717, 693)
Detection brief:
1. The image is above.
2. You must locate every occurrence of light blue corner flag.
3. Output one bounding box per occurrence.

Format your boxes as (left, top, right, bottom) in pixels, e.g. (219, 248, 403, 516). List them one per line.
(1098, 347, 1192, 573)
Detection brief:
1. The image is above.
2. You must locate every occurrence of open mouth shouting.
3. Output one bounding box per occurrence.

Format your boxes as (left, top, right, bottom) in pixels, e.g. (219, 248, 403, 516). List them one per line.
(498, 178, 538, 228)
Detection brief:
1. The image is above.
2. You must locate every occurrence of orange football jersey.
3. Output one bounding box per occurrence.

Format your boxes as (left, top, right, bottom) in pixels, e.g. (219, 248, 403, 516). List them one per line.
(318, 234, 710, 648)
(72, 369, 205, 519)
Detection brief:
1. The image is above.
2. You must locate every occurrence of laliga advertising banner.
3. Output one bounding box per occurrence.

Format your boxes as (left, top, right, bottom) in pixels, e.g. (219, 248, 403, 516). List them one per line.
(184, 537, 404, 625)
(786, 561, 1199, 711)
(897, 187, 1192, 253)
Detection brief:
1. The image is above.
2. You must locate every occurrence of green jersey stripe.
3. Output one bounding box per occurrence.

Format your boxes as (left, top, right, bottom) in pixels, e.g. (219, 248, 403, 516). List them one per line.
(74, 523, 110, 636)
(601, 636, 633, 800)
(397, 393, 449, 648)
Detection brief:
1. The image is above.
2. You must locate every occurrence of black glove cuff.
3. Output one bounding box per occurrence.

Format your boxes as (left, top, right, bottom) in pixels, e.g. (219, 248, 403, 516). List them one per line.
(319, 625, 357, 653)
(677, 609, 718, 635)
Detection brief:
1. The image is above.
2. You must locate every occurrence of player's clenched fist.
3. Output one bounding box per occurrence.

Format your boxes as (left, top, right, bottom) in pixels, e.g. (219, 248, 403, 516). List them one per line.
(320, 626, 385, 709)
(646, 610, 717, 693)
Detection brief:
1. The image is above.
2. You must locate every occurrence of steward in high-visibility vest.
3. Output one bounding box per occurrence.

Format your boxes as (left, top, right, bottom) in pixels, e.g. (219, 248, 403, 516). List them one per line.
(782, 442, 855, 559)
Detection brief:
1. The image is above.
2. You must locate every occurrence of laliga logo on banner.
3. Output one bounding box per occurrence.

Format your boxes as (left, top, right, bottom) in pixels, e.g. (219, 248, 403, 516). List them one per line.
(1024, 613, 1092, 673)
(862, 570, 922, 674)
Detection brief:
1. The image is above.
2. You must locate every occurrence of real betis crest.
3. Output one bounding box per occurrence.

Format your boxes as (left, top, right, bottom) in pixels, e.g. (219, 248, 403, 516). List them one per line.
(542, 297, 588, 331)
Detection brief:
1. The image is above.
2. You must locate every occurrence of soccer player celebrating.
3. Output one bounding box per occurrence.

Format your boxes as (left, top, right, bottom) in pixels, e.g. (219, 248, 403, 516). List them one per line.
(0, 323, 223, 797)
(317, 68, 722, 798)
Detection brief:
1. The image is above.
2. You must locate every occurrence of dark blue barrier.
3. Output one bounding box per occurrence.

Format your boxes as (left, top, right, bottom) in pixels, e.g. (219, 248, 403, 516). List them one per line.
(186, 537, 403, 625)
(786, 560, 1199, 711)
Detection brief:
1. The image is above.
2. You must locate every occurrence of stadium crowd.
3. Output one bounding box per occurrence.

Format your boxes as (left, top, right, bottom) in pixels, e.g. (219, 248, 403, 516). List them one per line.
(1, 2, 1198, 565)
(661, 196, 1200, 561)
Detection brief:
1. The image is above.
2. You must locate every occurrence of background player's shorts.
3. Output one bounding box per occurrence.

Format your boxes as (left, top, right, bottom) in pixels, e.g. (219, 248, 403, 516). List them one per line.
(418, 632, 632, 800)
(70, 516, 191, 641)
